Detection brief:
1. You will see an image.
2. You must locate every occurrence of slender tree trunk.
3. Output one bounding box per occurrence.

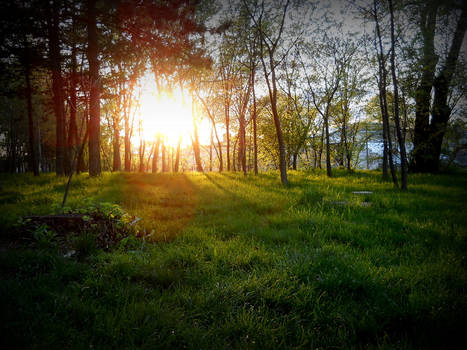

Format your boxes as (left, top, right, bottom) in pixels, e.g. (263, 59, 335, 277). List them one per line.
(252, 70, 258, 175)
(261, 50, 288, 184)
(152, 138, 160, 173)
(209, 127, 213, 172)
(161, 141, 166, 172)
(382, 91, 398, 187)
(77, 108, 88, 173)
(379, 89, 389, 178)
(87, 0, 101, 176)
(124, 110, 131, 171)
(318, 127, 324, 170)
(69, 44, 79, 172)
(191, 95, 203, 172)
(48, 1, 65, 176)
(239, 81, 251, 177)
(232, 136, 237, 172)
(374, 0, 397, 186)
(195, 91, 223, 172)
(24, 58, 40, 176)
(138, 140, 145, 172)
(366, 126, 370, 169)
(324, 109, 332, 177)
(225, 103, 230, 171)
(175, 137, 181, 172)
(389, 0, 408, 190)
(112, 120, 121, 171)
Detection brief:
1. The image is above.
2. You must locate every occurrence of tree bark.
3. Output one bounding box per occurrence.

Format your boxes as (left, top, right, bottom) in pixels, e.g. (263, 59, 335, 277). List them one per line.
(161, 141, 166, 172)
(152, 137, 160, 173)
(191, 94, 203, 172)
(389, 0, 408, 190)
(138, 139, 145, 172)
(260, 49, 287, 184)
(112, 119, 121, 171)
(87, 0, 101, 176)
(48, 0, 65, 176)
(374, 0, 397, 186)
(411, 3, 438, 172)
(252, 69, 258, 175)
(209, 128, 213, 171)
(68, 42, 79, 173)
(428, 2, 467, 172)
(175, 137, 181, 172)
(24, 54, 40, 176)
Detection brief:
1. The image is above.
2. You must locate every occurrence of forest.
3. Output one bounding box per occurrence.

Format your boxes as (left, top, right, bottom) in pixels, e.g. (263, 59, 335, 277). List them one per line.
(0, 0, 465, 184)
(0, 0, 466, 349)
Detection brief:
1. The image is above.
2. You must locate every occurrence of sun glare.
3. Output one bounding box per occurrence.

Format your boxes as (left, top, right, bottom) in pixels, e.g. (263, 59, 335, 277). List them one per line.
(138, 88, 194, 147)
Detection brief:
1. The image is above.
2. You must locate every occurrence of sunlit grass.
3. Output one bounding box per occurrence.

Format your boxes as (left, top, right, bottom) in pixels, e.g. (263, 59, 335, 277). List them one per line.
(1, 170, 466, 349)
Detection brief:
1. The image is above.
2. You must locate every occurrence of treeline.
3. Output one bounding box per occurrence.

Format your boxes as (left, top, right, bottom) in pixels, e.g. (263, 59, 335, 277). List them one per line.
(0, 0, 465, 190)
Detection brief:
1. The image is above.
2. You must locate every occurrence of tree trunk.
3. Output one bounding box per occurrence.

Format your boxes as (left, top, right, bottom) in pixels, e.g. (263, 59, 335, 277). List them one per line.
(374, 0, 397, 186)
(239, 80, 251, 177)
(152, 138, 160, 173)
(161, 141, 166, 172)
(261, 49, 287, 185)
(112, 121, 121, 171)
(48, 1, 65, 176)
(324, 109, 332, 177)
(410, 3, 438, 172)
(380, 93, 389, 179)
(225, 104, 230, 171)
(87, 0, 101, 176)
(427, 2, 467, 172)
(209, 128, 213, 172)
(68, 43, 79, 172)
(191, 96, 203, 172)
(175, 137, 181, 172)
(252, 69, 258, 175)
(24, 57, 40, 176)
(77, 109, 88, 173)
(138, 140, 145, 172)
(389, 0, 408, 190)
(124, 110, 131, 171)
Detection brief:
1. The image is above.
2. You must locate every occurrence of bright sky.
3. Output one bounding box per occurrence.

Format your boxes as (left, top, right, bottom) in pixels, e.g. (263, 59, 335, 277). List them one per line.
(134, 75, 212, 148)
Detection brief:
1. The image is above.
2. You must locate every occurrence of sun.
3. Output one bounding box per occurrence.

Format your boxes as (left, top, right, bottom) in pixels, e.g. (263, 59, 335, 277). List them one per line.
(138, 88, 194, 147)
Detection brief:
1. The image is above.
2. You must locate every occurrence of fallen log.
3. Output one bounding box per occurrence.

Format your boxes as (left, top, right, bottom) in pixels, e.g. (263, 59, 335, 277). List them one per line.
(23, 214, 86, 235)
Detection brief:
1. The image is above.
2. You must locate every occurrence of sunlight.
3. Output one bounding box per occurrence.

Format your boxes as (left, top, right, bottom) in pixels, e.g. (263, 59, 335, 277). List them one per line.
(138, 87, 193, 148)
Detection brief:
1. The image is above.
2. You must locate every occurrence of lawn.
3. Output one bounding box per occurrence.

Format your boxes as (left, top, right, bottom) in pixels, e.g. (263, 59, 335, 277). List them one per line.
(1, 170, 466, 349)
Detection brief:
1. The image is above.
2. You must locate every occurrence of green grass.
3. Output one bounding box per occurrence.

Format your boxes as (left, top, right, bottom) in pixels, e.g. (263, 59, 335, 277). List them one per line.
(1, 170, 466, 349)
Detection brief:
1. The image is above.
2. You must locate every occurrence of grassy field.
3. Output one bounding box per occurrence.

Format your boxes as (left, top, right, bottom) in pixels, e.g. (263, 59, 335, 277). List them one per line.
(1, 170, 466, 349)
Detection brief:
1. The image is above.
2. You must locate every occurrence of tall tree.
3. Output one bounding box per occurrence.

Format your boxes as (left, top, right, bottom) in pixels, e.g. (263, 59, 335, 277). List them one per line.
(245, 0, 291, 185)
(87, 0, 101, 176)
(152, 136, 160, 173)
(47, 0, 66, 176)
(373, 0, 398, 186)
(388, 0, 408, 190)
(411, 1, 467, 172)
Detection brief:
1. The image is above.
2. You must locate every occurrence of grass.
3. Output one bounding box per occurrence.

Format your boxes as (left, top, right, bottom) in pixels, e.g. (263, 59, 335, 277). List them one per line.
(1, 169, 466, 349)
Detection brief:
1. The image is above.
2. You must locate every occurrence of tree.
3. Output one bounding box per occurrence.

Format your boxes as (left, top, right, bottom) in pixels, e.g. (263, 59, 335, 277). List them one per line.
(245, 0, 292, 185)
(388, 0, 408, 190)
(372, 0, 398, 186)
(87, 0, 101, 176)
(301, 36, 356, 177)
(411, 0, 467, 172)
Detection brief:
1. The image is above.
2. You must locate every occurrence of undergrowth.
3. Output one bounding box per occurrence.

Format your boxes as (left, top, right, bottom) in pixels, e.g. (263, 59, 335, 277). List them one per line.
(0, 170, 466, 349)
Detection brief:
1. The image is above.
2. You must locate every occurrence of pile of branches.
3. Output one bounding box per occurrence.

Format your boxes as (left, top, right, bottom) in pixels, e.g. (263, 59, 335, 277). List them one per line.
(18, 203, 141, 250)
